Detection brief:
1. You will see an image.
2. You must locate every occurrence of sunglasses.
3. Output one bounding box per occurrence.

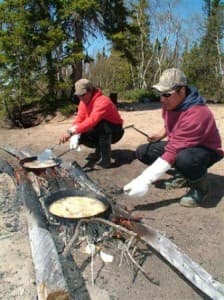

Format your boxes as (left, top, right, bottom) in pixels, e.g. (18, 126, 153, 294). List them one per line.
(160, 87, 182, 98)
(160, 92, 173, 98)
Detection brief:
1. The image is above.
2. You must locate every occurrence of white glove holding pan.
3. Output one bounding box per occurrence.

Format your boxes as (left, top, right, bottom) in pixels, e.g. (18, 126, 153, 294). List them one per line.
(69, 134, 81, 151)
(123, 178, 149, 197)
(123, 157, 171, 197)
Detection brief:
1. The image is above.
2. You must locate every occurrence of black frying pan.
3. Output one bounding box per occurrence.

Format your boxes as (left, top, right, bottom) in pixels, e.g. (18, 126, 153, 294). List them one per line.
(44, 189, 112, 223)
(20, 156, 60, 171)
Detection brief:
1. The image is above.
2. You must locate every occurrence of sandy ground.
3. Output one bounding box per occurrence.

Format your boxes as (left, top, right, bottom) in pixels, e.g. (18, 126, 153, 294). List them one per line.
(0, 102, 224, 300)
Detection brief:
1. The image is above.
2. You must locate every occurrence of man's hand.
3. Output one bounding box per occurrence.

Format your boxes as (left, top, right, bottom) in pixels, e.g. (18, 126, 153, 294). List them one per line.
(59, 133, 71, 144)
(59, 125, 78, 144)
(123, 157, 171, 197)
(147, 127, 167, 142)
(123, 178, 149, 197)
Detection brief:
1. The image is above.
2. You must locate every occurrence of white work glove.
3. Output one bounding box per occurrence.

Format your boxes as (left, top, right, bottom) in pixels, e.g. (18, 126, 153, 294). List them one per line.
(123, 157, 171, 197)
(123, 178, 149, 197)
(69, 134, 81, 150)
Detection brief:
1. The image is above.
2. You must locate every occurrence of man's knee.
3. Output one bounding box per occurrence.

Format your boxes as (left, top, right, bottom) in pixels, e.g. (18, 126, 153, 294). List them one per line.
(175, 150, 207, 179)
(136, 144, 148, 162)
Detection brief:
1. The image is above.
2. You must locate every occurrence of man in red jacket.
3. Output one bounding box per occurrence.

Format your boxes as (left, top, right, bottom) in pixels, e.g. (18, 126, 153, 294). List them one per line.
(124, 68, 223, 207)
(60, 79, 124, 168)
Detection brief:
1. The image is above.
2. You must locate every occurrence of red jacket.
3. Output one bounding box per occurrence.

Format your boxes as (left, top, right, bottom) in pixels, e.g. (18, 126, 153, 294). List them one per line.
(72, 89, 123, 134)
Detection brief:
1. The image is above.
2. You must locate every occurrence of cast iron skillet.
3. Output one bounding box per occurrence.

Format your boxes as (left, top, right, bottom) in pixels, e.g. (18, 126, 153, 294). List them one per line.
(20, 156, 60, 171)
(44, 189, 112, 223)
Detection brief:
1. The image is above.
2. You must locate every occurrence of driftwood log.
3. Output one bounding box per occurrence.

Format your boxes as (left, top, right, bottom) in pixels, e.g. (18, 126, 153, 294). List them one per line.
(130, 221, 224, 300)
(1, 145, 70, 299)
(19, 175, 70, 300)
(0, 158, 15, 178)
(0, 144, 28, 159)
(64, 160, 224, 300)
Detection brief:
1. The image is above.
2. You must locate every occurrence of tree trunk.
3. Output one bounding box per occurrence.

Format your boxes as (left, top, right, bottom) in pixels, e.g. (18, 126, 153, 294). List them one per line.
(71, 15, 84, 83)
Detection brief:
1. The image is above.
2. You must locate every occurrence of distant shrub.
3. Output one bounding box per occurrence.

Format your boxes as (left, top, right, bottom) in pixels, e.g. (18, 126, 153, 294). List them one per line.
(121, 89, 159, 103)
(58, 103, 77, 116)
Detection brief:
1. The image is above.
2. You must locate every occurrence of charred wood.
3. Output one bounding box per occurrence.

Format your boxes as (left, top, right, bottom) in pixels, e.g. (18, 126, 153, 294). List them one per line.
(0, 145, 27, 159)
(0, 158, 15, 179)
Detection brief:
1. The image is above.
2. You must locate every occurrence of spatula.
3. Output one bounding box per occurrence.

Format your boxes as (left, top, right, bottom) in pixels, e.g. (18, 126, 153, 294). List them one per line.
(37, 144, 60, 162)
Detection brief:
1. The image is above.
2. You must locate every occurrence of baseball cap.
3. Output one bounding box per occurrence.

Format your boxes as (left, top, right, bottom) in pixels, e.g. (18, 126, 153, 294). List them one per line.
(74, 78, 93, 96)
(152, 68, 187, 93)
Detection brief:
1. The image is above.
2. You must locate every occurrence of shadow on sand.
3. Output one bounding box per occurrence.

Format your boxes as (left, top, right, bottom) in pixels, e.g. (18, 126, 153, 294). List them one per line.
(134, 173, 224, 211)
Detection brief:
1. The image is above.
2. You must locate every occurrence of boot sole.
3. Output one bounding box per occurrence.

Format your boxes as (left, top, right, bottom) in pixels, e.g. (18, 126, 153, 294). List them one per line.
(179, 200, 199, 208)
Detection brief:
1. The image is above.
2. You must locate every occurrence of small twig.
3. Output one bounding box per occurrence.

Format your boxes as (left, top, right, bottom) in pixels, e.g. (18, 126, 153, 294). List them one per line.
(132, 245, 138, 256)
(90, 242, 95, 286)
(119, 236, 135, 268)
(119, 248, 125, 267)
(91, 218, 137, 237)
(63, 217, 137, 257)
(0, 233, 15, 240)
(126, 237, 135, 268)
(62, 219, 85, 257)
(127, 236, 135, 249)
(126, 249, 160, 286)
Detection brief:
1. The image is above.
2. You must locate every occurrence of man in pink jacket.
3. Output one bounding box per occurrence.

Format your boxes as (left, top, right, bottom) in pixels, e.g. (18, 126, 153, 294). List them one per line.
(124, 68, 223, 207)
(60, 79, 124, 168)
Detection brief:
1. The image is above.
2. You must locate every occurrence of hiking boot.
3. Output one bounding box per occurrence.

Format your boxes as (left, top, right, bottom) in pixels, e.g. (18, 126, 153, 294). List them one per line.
(180, 174, 209, 207)
(96, 134, 112, 169)
(155, 172, 187, 189)
(97, 158, 111, 169)
(86, 147, 100, 161)
(163, 174, 187, 189)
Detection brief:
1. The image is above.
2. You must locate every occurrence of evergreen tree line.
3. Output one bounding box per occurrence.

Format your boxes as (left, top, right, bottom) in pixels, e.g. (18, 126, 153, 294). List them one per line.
(0, 0, 223, 126)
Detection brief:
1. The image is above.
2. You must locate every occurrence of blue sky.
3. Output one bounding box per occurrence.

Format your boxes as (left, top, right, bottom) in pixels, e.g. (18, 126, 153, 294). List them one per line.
(85, 0, 205, 57)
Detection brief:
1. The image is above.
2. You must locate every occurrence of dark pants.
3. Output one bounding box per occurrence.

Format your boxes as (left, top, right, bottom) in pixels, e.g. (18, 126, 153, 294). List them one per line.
(136, 141, 222, 180)
(79, 120, 124, 149)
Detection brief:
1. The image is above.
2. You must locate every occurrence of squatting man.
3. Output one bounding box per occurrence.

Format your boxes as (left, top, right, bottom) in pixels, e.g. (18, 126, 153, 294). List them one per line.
(124, 68, 223, 207)
(59, 79, 124, 168)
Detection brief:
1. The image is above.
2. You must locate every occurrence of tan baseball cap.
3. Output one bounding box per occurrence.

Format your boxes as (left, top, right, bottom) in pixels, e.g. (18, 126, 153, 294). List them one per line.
(152, 68, 187, 93)
(74, 78, 93, 96)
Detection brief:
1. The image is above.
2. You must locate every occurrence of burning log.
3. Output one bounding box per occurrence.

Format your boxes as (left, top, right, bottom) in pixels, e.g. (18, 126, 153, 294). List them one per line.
(18, 175, 70, 300)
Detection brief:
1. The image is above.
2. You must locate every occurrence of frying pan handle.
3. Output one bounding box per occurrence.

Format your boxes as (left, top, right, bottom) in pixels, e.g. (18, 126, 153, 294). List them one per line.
(51, 143, 60, 151)
(57, 148, 73, 158)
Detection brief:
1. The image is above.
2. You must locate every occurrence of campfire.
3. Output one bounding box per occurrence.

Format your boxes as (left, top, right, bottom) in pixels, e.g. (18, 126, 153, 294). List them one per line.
(1, 145, 224, 300)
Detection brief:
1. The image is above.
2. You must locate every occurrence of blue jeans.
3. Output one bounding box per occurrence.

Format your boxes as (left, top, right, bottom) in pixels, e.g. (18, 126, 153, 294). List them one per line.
(136, 141, 223, 180)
